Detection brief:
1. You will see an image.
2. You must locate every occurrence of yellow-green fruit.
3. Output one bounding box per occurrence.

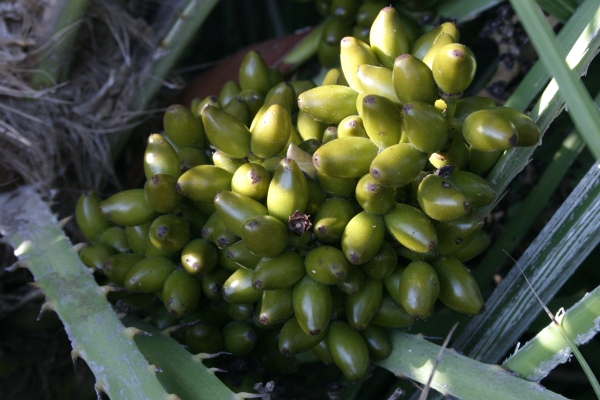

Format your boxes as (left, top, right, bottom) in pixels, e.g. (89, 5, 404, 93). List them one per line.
(223, 240, 262, 270)
(369, 143, 427, 188)
(453, 96, 497, 128)
(218, 80, 241, 107)
(185, 322, 224, 354)
(163, 104, 204, 149)
(223, 96, 251, 126)
(340, 36, 379, 92)
(462, 109, 518, 152)
(305, 177, 328, 215)
(468, 147, 502, 175)
(341, 211, 385, 265)
(238, 51, 271, 95)
(224, 302, 255, 321)
(337, 115, 368, 138)
(125, 223, 151, 255)
(144, 174, 181, 213)
(361, 94, 403, 149)
(313, 137, 378, 178)
(337, 264, 365, 295)
(267, 158, 308, 224)
(317, 170, 356, 197)
(491, 106, 540, 147)
(384, 203, 437, 253)
(371, 292, 415, 328)
(144, 133, 181, 180)
(305, 246, 349, 285)
(360, 324, 392, 360)
(361, 241, 397, 279)
(382, 264, 405, 304)
(312, 338, 334, 365)
(201, 104, 251, 158)
(178, 146, 208, 172)
(148, 214, 190, 253)
(259, 288, 294, 325)
(181, 238, 218, 275)
(80, 242, 114, 270)
(222, 267, 262, 304)
(432, 43, 477, 94)
(242, 214, 288, 258)
(402, 101, 448, 154)
(279, 316, 329, 356)
(297, 110, 328, 142)
(422, 32, 455, 69)
(223, 321, 257, 357)
(231, 162, 271, 201)
(432, 256, 484, 315)
(298, 85, 358, 124)
(293, 275, 333, 335)
(251, 104, 292, 158)
(322, 126, 338, 144)
(75, 190, 112, 241)
(214, 190, 268, 237)
(103, 253, 144, 287)
(370, 6, 409, 69)
(98, 226, 130, 253)
(202, 267, 231, 300)
(429, 138, 470, 170)
(392, 54, 438, 105)
(453, 230, 490, 262)
(327, 321, 369, 381)
(211, 151, 243, 175)
(322, 68, 342, 86)
(176, 165, 232, 203)
(162, 269, 201, 318)
(290, 80, 316, 98)
(313, 198, 356, 243)
(212, 212, 239, 249)
(448, 169, 496, 207)
(398, 260, 439, 318)
(298, 138, 322, 155)
(99, 189, 157, 227)
(193, 95, 221, 116)
(435, 211, 484, 256)
(418, 174, 470, 222)
(125, 257, 176, 293)
(200, 211, 218, 241)
(411, 22, 459, 61)
(345, 276, 383, 330)
(252, 250, 305, 290)
(355, 173, 396, 215)
(356, 65, 401, 104)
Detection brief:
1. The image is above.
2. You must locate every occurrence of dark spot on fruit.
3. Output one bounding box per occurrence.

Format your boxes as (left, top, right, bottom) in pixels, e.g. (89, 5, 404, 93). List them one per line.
(84, 189, 91, 197)
(463, 201, 470, 210)
(336, 270, 345, 279)
(201, 228, 209, 237)
(175, 183, 182, 193)
(397, 54, 410, 61)
(246, 330, 257, 342)
(250, 170, 261, 185)
(347, 120, 356, 128)
(209, 283, 220, 294)
(364, 95, 375, 105)
(151, 175, 160, 184)
(313, 154, 320, 168)
(217, 236, 229, 247)
(281, 348, 291, 357)
(317, 225, 326, 235)
(157, 225, 168, 238)
(227, 250, 234, 259)
(309, 328, 321, 335)
(442, 181, 451, 188)
(403, 104, 413, 113)
(451, 49, 464, 58)
(509, 133, 518, 146)
(259, 314, 269, 325)
(436, 164, 455, 178)
(367, 183, 378, 193)
(429, 241, 437, 252)
(455, 238, 463, 245)
(192, 262, 199, 270)
(371, 168, 380, 179)
(246, 220, 258, 229)
(350, 252, 359, 264)
(252, 280, 263, 290)
(103, 261, 112, 273)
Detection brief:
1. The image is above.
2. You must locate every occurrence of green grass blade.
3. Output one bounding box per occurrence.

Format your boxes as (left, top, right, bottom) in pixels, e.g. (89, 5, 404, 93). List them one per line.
(535, 0, 577, 23)
(436, 0, 504, 23)
(0, 186, 170, 399)
(509, 0, 600, 160)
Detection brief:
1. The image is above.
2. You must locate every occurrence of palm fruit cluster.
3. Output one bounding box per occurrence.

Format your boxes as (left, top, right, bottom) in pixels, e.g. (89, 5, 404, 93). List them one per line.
(75, 5, 541, 383)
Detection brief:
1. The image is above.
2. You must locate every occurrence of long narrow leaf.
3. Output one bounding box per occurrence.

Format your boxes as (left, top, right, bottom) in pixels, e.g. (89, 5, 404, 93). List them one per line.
(436, 0, 505, 23)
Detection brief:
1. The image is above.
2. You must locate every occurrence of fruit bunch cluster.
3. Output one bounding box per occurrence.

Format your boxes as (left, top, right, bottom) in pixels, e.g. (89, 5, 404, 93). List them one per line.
(75, 6, 540, 382)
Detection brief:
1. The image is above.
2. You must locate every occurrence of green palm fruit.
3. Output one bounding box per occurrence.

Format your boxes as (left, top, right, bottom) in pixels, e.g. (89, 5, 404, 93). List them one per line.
(231, 162, 271, 201)
(453, 230, 490, 262)
(330, 0, 359, 23)
(193, 95, 221, 116)
(293, 275, 333, 335)
(340, 36, 379, 92)
(263, 81, 297, 114)
(361, 94, 403, 149)
(491, 106, 540, 147)
(279, 316, 329, 356)
(177, 146, 208, 172)
(322, 68, 342, 86)
(360, 324, 392, 360)
(212, 214, 239, 249)
(267, 158, 308, 223)
(361, 241, 397, 279)
(298, 139, 322, 155)
(297, 110, 328, 142)
(80, 242, 114, 270)
(322, 126, 338, 144)
(429, 138, 470, 170)
(270, 67, 283, 87)
(317, 170, 356, 197)
(418, 173, 470, 222)
(384, 203, 437, 253)
(356, 65, 401, 104)
(304, 246, 349, 285)
(218, 80, 241, 107)
(103, 253, 144, 287)
(463, 109, 518, 152)
(432, 256, 484, 315)
(313, 198, 356, 243)
(290, 79, 316, 98)
(242, 214, 288, 258)
(124, 222, 150, 256)
(211, 150, 245, 175)
(356, 1, 386, 26)
(223, 321, 257, 357)
(392, 54, 438, 105)
(468, 146, 502, 175)
(355, 173, 396, 215)
(313, 137, 378, 178)
(143, 233, 177, 259)
(318, 38, 343, 68)
(185, 322, 224, 354)
(369, 143, 427, 188)
(371, 292, 415, 328)
(163, 104, 204, 150)
(201, 211, 219, 241)
(453, 96, 497, 129)
(99, 189, 157, 227)
(176, 165, 232, 204)
(330, 286, 346, 320)
(411, 22, 459, 61)
(236, 89, 265, 117)
(327, 321, 369, 381)
(370, 6, 409, 69)
(305, 178, 328, 215)
(382, 264, 405, 304)
(259, 288, 294, 325)
(148, 214, 190, 253)
(124, 256, 176, 293)
(345, 276, 383, 330)
(238, 51, 271, 96)
(144, 174, 181, 213)
(201, 104, 251, 158)
(312, 338, 334, 365)
(217, 246, 242, 271)
(223, 96, 251, 127)
(177, 200, 210, 237)
(224, 239, 263, 270)
(337, 115, 368, 138)
(222, 267, 262, 303)
(431, 43, 477, 94)
(354, 26, 369, 45)
(162, 269, 202, 318)
(144, 133, 181, 180)
(402, 101, 448, 154)
(202, 267, 231, 300)
(398, 260, 439, 318)
(76, 190, 112, 241)
(422, 32, 455, 69)
(214, 190, 268, 237)
(341, 211, 385, 265)
(224, 301, 255, 321)
(337, 264, 365, 295)
(298, 85, 358, 124)
(448, 169, 496, 207)
(252, 250, 305, 290)
(435, 211, 484, 256)
(180, 238, 218, 275)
